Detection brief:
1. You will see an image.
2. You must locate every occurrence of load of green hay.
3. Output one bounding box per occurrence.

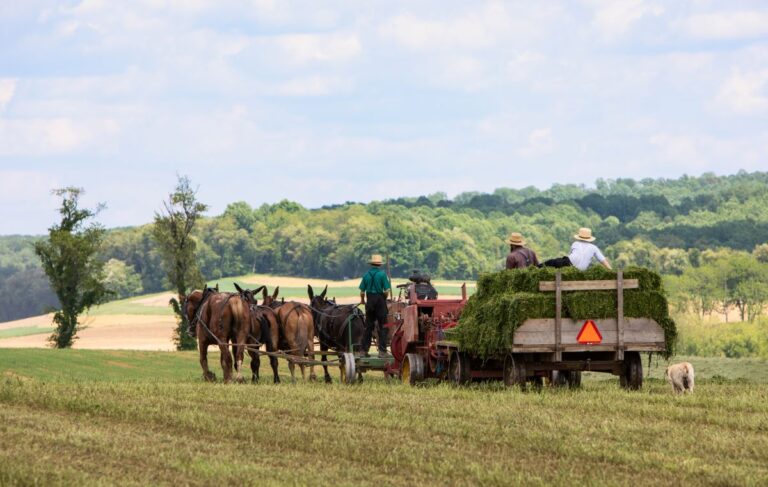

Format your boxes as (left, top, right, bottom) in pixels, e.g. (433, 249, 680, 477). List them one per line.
(449, 266, 676, 359)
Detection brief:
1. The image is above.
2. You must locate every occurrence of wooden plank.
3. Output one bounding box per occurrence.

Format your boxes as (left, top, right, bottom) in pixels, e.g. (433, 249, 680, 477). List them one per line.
(511, 343, 665, 353)
(539, 279, 639, 291)
(402, 305, 419, 343)
(617, 270, 624, 361)
(555, 271, 562, 362)
(625, 343, 666, 352)
(513, 318, 664, 346)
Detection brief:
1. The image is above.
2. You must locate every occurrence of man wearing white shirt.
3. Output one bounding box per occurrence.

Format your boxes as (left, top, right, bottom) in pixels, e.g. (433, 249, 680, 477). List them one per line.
(568, 227, 612, 271)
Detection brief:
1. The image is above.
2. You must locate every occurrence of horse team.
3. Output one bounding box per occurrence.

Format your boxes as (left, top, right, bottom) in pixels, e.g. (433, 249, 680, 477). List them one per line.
(182, 284, 366, 383)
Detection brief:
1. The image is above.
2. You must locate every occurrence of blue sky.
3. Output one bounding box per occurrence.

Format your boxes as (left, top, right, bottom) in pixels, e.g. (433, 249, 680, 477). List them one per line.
(1, 1, 767, 234)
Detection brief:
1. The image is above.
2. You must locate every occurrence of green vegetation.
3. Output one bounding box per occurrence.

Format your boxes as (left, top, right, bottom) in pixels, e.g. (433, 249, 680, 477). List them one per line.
(102, 258, 143, 299)
(0, 350, 766, 485)
(85, 294, 174, 316)
(452, 267, 677, 358)
(4, 171, 768, 324)
(0, 325, 54, 340)
(33, 188, 111, 348)
(676, 316, 768, 359)
(666, 251, 768, 322)
(153, 175, 208, 350)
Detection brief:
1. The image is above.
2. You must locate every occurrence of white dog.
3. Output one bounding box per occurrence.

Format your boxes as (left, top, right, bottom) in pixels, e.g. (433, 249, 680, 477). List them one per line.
(665, 362, 695, 394)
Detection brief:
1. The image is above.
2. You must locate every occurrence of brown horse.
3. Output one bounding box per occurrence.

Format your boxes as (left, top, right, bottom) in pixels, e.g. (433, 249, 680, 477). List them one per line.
(262, 286, 317, 382)
(183, 287, 250, 383)
(234, 283, 281, 383)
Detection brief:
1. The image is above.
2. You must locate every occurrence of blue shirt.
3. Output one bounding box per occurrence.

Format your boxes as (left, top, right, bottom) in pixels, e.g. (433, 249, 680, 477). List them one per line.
(358, 267, 391, 294)
(569, 241, 607, 271)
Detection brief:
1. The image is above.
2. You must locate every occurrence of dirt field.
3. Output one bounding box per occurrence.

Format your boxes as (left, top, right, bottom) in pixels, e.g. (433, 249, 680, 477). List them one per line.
(0, 314, 177, 350)
(0, 278, 463, 350)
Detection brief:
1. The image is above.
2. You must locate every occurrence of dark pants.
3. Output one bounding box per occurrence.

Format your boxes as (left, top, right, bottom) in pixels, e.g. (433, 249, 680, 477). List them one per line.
(363, 293, 388, 353)
(542, 256, 572, 268)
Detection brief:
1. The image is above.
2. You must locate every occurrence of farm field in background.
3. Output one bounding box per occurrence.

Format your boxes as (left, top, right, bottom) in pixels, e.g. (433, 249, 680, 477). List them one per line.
(0, 349, 766, 485)
(0, 274, 476, 349)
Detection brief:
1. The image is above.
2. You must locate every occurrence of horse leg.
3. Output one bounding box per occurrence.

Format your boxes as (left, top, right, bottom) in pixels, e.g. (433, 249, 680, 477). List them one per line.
(269, 355, 280, 384)
(285, 336, 304, 384)
(248, 347, 260, 383)
(233, 341, 246, 384)
(219, 343, 233, 383)
(307, 338, 317, 382)
(266, 336, 279, 384)
(199, 340, 216, 382)
(321, 342, 332, 383)
(288, 360, 297, 383)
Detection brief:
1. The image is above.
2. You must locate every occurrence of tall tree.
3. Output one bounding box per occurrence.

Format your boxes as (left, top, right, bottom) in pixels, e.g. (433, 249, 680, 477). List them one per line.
(34, 188, 110, 348)
(153, 175, 208, 350)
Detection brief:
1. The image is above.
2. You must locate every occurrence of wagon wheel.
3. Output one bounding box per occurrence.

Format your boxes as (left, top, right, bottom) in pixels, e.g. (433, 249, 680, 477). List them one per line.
(339, 352, 357, 385)
(448, 351, 471, 386)
(503, 354, 526, 388)
(621, 352, 643, 390)
(400, 353, 425, 386)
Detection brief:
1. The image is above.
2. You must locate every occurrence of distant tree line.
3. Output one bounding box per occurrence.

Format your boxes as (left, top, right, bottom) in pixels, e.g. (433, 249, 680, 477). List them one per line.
(2, 170, 768, 322)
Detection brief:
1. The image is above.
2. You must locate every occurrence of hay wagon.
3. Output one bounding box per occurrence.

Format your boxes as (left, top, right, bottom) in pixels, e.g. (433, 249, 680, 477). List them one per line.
(388, 269, 670, 389)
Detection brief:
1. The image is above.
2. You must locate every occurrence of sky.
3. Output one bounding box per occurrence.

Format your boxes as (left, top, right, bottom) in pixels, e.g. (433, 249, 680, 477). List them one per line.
(1, 1, 767, 235)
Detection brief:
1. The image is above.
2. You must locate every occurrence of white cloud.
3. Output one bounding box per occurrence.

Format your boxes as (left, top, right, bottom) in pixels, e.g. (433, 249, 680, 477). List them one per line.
(379, 2, 535, 52)
(717, 69, 768, 114)
(586, 0, 664, 39)
(520, 128, 555, 157)
(648, 131, 768, 172)
(274, 76, 354, 96)
(276, 33, 361, 64)
(685, 10, 768, 41)
(0, 79, 17, 111)
(0, 117, 119, 156)
(0, 170, 59, 205)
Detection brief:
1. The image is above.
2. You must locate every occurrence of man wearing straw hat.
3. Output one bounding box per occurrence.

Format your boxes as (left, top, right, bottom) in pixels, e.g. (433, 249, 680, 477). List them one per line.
(505, 232, 539, 269)
(568, 227, 612, 271)
(359, 254, 392, 357)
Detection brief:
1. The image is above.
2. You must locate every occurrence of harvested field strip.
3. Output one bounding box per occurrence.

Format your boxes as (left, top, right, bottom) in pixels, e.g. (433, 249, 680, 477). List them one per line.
(0, 350, 767, 485)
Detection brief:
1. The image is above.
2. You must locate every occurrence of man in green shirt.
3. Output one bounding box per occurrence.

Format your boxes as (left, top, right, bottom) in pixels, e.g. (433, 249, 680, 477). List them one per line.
(359, 254, 392, 357)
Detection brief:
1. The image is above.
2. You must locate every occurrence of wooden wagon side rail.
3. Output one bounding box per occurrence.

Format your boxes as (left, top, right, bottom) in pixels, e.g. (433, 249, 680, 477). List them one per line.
(538, 271, 640, 361)
(538, 278, 639, 291)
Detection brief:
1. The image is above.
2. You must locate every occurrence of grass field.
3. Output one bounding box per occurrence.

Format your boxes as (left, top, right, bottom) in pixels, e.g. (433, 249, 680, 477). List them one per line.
(1, 349, 767, 485)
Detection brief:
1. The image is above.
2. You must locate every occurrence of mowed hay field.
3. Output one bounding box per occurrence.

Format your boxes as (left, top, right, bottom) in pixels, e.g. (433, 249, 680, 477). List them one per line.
(0, 350, 767, 486)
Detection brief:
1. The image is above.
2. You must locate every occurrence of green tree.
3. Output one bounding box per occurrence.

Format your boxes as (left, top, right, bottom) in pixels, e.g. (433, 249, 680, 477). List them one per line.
(34, 188, 110, 348)
(753, 243, 768, 264)
(103, 258, 144, 299)
(153, 176, 208, 350)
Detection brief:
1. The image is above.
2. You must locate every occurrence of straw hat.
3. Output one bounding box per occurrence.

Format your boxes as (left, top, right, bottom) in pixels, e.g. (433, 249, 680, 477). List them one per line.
(507, 232, 526, 246)
(368, 254, 384, 266)
(574, 227, 596, 242)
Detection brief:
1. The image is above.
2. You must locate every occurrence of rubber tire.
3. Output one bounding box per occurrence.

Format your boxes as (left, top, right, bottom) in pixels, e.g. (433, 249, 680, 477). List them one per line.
(503, 354, 526, 388)
(621, 352, 643, 390)
(339, 352, 357, 385)
(448, 351, 471, 386)
(401, 353, 425, 386)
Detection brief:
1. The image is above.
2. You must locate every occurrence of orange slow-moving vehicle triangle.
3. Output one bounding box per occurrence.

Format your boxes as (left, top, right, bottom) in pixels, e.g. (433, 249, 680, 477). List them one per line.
(577, 320, 603, 344)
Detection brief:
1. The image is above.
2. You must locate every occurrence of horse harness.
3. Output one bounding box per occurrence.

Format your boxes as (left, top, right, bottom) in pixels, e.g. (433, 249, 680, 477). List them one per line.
(312, 302, 365, 351)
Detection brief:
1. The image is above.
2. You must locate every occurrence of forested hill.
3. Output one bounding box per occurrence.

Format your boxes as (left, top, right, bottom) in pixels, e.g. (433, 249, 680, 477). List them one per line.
(2, 170, 768, 322)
